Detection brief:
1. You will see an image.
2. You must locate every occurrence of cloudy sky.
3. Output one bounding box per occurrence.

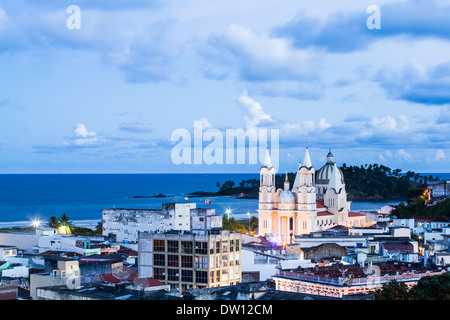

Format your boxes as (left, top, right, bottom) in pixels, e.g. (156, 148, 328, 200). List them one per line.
(0, 0, 449, 174)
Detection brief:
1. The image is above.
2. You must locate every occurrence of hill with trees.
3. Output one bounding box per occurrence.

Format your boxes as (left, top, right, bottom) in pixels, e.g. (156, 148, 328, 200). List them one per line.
(201, 164, 438, 201)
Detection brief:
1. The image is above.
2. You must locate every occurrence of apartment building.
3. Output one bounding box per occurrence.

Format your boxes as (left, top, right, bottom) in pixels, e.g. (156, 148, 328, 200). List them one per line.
(102, 203, 216, 243)
(138, 230, 242, 293)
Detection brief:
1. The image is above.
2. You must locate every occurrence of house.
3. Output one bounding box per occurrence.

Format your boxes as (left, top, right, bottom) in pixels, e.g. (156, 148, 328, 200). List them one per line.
(273, 262, 445, 298)
(30, 253, 126, 300)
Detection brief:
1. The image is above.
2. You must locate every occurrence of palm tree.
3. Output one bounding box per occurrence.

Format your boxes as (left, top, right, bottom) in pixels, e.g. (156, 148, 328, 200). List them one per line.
(47, 216, 61, 229)
(47, 213, 73, 230)
(60, 213, 73, 227)
(94, 221, 103, 236)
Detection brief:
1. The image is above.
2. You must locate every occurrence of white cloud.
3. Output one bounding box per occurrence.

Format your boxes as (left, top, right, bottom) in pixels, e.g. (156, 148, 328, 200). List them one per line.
(435, 149, 446, 161)
(63, 124, 99, 147)
(215, 24, 316, 80)
(236, 91, 331, 143)
(397, 149, 412, 161)
(236, 91, 274, 129)
(73, 123, 96, 138)
(196, 118, 213, 130)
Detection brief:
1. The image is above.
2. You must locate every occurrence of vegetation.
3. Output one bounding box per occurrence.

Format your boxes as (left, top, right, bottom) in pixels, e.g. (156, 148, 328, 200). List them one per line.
(46, 214, 102, 236)
(373, 280, 410, 300)
(392, 198, 450, 219)
(373, 273, 450, 300)
(209, 164, 437, 201)
(340, 164, 412, 199)
(222, 214, 258, 234)
(71, 222, 103, 236)
(47, 213, 73, 229)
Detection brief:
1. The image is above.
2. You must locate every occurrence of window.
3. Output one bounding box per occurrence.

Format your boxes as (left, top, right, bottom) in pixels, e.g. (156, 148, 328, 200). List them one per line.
(222, 254, 228, 268)
(153, 254, 165, 266)
(168, 269, 179, 281)
(196, 271, 208, 284)
(154, 268, 165, 280)
(181, 241, 193, 254)
(167, 240, 179, 253)
(168, 254, 179, 267)
(181, 255, 193, 268)
(182, 270, 193, 282)
(195, 256, 208, 269)
(195, 241, 208, 255)
(215, 241, 220, 254)
(216, 270, 220, 283)
(154, 240, 165, 252)
(221, 241, 228, 253)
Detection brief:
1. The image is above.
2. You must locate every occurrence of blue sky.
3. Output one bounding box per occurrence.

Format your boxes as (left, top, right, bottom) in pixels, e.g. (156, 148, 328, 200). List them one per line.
(0, 0, 449, 174)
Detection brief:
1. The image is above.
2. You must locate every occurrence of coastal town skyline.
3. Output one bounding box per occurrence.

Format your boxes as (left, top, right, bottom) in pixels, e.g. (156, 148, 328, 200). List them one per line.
(1, 0, 450, 174)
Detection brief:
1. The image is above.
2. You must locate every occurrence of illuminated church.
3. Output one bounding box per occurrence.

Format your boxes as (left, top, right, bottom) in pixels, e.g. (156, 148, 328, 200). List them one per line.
(257, 147, 366, 244)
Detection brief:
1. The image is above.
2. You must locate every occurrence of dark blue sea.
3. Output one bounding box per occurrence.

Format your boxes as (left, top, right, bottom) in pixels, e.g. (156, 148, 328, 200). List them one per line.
(0, 173, 448, 228)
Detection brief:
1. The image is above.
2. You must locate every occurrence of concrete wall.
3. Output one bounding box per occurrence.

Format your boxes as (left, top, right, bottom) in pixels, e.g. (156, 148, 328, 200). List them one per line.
(30, 273, 66, 300)
(0, 232, 40, 253)
(303, 243, 347, 261)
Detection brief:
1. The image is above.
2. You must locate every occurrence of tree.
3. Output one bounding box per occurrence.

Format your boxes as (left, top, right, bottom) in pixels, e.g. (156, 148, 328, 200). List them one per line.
(222, 215, 247, 233)
(47, 213, 73, 229)
(94, 221, 103, 236)
(47, 216, 61, 229)
(409, 272, 450, 300)
(249, 216, 258, 233)
(60, 213, 73, 227)
(373, 280, 410, 300)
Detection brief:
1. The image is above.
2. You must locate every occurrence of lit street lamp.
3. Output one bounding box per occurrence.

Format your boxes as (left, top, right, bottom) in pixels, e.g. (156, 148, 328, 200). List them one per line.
(32, 219, 40, 231)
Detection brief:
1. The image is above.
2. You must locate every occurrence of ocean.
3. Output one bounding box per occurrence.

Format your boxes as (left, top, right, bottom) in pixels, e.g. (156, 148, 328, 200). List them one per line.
(0, 173, 448, 228)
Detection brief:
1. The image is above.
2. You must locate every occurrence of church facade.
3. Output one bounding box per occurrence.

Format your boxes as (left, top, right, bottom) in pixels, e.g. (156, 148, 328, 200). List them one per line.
(257, 147, 366, 244)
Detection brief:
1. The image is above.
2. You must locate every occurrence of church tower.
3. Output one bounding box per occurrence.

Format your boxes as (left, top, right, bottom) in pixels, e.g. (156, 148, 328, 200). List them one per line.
(258, 147, 277, 239)
(259, 147, 276, 210)
(294, 147, 317, 235)
(296, 147, 316, 212)
(324, 162, 349, 226)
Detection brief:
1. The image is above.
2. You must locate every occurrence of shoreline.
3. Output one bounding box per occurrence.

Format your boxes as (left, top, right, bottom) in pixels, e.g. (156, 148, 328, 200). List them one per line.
(0, 219, 101, 230)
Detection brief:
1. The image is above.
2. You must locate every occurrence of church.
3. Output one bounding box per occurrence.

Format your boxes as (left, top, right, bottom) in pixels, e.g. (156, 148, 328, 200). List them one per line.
(257, 147, 366, 244)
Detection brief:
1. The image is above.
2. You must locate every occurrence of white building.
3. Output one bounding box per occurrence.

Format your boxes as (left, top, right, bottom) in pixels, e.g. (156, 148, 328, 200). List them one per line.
(258, 148, 365, 244)
(0, 246, 29, 278)
(102, 203, 220, 244)
(0, 228, 56, 254)
(38, 234, 103, 256)
(428, 180, 450, 198)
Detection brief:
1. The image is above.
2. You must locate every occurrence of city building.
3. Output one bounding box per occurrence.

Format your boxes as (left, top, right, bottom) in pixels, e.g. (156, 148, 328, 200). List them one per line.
(138, 229, 242, 294)
(30, 253, 126, 299)
(102, 202, 220, 244)
(272, 262, 446, 298)
(258, 148, 365, 244)
(427, 180, 450, 198)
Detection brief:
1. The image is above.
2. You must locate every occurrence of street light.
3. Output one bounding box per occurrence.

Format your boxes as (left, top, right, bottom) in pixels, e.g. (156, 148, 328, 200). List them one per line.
(32, 219, 40, 231)
(225, 208, 232, 218)
(247, 212, 251, 233)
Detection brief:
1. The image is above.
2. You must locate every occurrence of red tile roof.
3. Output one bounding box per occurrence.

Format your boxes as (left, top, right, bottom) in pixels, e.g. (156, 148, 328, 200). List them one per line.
(317, 211, 333, 216)
(316, 201, 326, 208)
(96, 267, 166, 288)
(382, 243, 413, 252)
(348, 211, 364, 217)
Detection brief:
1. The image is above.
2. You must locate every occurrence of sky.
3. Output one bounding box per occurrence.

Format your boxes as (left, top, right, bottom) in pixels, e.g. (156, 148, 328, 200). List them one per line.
(0, 0, 449, 174)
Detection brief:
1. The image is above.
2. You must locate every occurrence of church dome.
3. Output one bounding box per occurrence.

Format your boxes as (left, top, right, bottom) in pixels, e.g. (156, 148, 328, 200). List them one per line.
(279, 190, 295, 203)
(316, 151, 344, 184)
